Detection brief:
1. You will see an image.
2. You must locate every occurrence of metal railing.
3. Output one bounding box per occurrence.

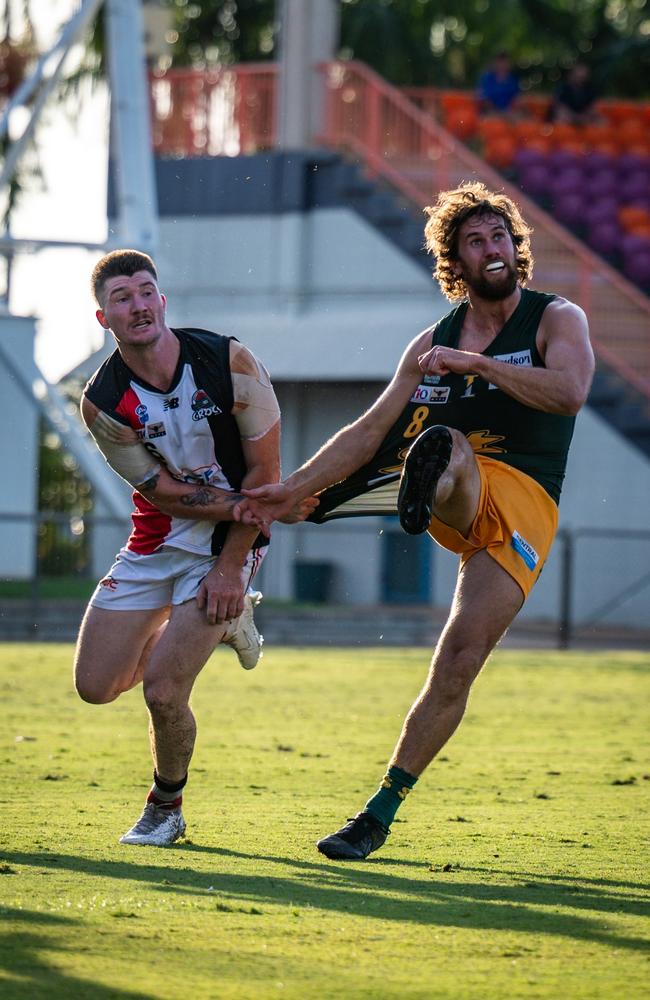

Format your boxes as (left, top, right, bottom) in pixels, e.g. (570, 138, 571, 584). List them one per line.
(149, 62, 277, 157)
(555, 527, 650, 649)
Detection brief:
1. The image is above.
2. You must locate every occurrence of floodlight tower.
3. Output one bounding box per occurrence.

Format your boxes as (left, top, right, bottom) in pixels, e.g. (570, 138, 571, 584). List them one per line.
(0, 0, 158, 524)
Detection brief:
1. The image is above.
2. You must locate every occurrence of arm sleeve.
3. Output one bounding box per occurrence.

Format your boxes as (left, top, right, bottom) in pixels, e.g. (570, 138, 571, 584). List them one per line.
(85, 407, 162, 489)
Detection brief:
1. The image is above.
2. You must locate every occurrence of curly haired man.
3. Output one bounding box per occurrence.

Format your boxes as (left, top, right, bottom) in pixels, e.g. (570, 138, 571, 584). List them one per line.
(239, 182, 595, 860)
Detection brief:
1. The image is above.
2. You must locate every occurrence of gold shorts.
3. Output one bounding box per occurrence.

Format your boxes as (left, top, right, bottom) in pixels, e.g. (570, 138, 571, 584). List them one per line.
(428, 456, 558, 599)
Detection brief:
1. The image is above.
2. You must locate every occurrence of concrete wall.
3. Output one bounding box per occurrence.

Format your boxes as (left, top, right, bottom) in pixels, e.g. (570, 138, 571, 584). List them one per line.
(159, 208, 442, 380)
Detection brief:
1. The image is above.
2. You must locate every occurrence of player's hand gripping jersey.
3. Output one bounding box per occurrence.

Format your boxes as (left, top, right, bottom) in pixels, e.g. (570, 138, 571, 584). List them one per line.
(311, 290, 576, 522)
(83, 328, 278, 555)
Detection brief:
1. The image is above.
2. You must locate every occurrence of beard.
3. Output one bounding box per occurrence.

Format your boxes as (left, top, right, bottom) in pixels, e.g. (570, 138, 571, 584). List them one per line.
(464, 263, 518, 301)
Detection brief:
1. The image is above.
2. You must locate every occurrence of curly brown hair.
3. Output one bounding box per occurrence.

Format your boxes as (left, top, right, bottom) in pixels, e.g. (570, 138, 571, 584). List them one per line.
(424, 182, 533, 301)
(91, 249, 157, 306)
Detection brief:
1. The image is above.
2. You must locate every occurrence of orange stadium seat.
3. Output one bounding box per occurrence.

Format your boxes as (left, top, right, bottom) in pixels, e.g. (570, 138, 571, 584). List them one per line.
(549, 122, 580, 147)
(440, 91, 476, 117)
(478, 116, 510, 141)
(622, 139, 650, 158)
(598, 100, 643, 127)
(582, 124, 614, 148)
(618, 206, 650, 232)
(518, 93, 552, 121)
(524, 130, 554, 153)
(513, 120, 541, 145)
(619, 119, 647, 150)
(444, 109, 478, 139)
(484, 135, 517, 168)
(624, 221, 650, 241)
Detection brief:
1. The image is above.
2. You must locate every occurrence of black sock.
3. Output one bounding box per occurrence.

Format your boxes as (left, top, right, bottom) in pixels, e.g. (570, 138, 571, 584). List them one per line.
(147, 770, 187, 809)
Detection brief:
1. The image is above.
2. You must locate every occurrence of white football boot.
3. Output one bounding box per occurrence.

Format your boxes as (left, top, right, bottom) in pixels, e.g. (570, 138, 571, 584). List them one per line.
(222, 590, 264, 670)
(119, 803, 186, 846)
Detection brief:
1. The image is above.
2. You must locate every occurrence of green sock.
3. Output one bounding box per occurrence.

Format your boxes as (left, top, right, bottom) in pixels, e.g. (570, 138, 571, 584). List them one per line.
(364, 765, 417, 830)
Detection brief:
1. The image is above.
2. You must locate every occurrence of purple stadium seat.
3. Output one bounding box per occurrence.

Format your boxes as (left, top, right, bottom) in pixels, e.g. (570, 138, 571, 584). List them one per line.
(621, 232, 650, 262)
(514, 148, 548, 173)
(518, 164, 552, 197)
(553, 193, 587, 228)
(549, 167, 584, 199)
(583, 197, 620, 228)
(622, 172, 650, 203)
(623, 251, 650, 285)
(618, 153, 650, 178)
(547, 149, 582, 174)
(585, 170, 618, 200)
(583, 151, 616, 175)
(587, 221, 623, 256)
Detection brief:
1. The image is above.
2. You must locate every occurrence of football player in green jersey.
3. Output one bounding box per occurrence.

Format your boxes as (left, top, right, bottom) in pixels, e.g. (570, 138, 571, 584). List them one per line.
(238, 182, 595, 860)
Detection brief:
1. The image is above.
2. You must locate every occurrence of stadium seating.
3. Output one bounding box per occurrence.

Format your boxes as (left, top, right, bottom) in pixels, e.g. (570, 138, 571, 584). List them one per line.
(417, 89, 649, 290)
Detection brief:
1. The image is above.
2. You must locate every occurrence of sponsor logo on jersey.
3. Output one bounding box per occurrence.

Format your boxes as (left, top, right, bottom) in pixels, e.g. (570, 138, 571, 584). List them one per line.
(510, 530, 539, 571)
(422, 374, 441, 385)
(191, 389, 222, 421)
(466, 429, 506, 454)
(378, 446, 410, 476)
(147, 421, 166, 439)
(410, 385, 451, 404)
(461, 374, 479, 398)
(163, 396, 179, 411)
(99, 575, 119, 590)
(135, 403, 149, 425)
(489, 349, 532, 389)
(183, 464, 222, 485)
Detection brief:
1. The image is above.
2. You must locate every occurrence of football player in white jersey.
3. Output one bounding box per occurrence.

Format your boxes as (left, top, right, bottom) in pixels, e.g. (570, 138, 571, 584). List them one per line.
(75, 248, 314, 847)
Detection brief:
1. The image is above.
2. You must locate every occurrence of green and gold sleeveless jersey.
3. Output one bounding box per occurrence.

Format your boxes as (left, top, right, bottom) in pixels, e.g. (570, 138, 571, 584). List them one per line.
(311, 289, 575, 523)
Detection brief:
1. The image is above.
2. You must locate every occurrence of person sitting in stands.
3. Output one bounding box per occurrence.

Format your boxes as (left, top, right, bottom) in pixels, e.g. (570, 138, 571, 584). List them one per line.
(551, 62, 599, 125)
(477, 51, 521, 116)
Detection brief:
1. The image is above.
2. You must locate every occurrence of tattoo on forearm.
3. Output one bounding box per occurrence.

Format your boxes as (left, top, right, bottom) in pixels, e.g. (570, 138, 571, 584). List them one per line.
(181, 487, 220, 508)
(139, 473, 160, 492)
(180, 489, 244, 509)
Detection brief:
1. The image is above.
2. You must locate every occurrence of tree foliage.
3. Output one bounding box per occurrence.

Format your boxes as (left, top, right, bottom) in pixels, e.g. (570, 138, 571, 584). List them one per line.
(161, 0, 649, 97)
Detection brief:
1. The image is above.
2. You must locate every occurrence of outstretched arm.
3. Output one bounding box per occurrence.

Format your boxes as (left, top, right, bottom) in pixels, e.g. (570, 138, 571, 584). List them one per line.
(237, 329, 432, 523)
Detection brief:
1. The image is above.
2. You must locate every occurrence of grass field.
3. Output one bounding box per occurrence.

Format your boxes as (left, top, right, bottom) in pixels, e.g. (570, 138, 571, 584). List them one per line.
(1, 642, 649, 999)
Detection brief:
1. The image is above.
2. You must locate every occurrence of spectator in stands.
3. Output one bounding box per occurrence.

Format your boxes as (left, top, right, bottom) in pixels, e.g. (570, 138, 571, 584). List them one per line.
(477, 51, 521, 116)
(551, 62, 599, 125)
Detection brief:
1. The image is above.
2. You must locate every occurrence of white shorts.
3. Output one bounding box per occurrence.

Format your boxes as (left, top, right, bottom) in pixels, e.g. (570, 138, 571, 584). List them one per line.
(89, 544, 267, 611)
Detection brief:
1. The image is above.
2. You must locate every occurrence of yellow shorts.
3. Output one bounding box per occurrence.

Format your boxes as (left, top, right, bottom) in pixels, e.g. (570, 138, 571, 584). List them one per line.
(427, 456, 558, 599)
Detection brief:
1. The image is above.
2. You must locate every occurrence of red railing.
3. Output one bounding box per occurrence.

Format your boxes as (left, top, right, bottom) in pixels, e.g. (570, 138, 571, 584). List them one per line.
(149, 63, 277, 156)
(148, 61, 650, 400)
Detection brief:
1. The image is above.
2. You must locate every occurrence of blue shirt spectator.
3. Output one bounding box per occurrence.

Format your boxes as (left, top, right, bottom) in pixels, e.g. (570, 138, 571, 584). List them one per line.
(478, 52, 521, 114)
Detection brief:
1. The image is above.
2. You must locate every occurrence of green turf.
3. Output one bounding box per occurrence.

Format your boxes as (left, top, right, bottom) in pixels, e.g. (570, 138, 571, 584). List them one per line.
(1, 643, 649, 999)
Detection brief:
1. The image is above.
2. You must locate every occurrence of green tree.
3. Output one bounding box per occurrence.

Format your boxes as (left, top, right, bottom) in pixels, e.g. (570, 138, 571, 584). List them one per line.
(159, 0, 649, 97)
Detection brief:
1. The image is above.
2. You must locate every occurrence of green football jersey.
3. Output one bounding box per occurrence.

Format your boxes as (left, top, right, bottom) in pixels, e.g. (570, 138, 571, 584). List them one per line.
(311, 289, 575, 523)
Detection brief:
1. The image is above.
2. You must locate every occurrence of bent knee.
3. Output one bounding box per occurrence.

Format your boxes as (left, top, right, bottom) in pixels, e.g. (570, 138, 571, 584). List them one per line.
(430, 648, 486, 703)
(448, 427, 477, 468)
(143, 677, 185, 717)
(75, 674, 119, 705)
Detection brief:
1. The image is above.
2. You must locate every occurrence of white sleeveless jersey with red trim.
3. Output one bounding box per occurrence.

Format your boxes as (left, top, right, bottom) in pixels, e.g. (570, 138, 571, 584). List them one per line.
(84, 327, 268, 557)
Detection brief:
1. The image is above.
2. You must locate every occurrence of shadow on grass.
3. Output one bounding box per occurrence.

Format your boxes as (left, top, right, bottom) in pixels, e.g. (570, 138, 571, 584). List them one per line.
(0, 908, 154, 999)
(3, 848, 650, 956)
